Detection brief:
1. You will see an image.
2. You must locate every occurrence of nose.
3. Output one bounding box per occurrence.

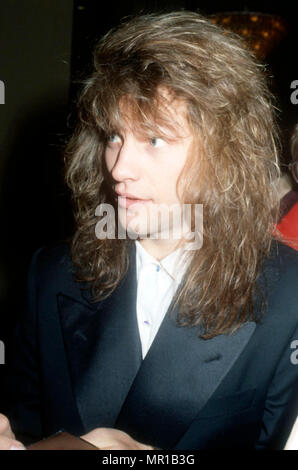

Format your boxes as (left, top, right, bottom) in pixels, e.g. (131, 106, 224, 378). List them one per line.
(110, 137, 140, 183)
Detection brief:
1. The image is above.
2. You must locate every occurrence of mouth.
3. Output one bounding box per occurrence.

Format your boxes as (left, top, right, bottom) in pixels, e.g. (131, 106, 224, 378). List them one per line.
(117, 195, 152, 209)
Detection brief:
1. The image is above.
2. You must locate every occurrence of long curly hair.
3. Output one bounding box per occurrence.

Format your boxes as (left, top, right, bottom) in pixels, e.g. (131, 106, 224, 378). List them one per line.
(64, 11, 281, 339)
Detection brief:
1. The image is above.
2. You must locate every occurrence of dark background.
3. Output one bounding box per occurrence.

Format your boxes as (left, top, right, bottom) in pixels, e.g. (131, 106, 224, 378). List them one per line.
(0, 0, 297, 405)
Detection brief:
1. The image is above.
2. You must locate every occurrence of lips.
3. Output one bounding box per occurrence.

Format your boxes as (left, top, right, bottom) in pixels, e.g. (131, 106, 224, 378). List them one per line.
(115, 191, 144, 200)
(115, 192, 152, 209)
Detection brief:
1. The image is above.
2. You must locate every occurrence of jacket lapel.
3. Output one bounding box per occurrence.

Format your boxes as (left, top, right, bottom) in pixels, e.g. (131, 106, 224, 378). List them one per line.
(57, 242, 256, 447)
(115, 306, 256, 448)
(57, 244, 143, 433)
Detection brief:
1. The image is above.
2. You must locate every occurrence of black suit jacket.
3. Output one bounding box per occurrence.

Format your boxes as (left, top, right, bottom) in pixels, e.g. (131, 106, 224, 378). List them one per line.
(4, 241, 298, 449)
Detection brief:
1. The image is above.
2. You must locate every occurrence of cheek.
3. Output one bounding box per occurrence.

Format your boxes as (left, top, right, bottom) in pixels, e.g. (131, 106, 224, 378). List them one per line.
(156, 170, 181, 203)
(163, 150, 189, 200)
(104, 150, 114, 172)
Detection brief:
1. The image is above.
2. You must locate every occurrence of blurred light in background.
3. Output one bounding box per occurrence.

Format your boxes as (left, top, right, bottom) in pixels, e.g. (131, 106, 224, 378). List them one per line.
(210, 12, 288, 59)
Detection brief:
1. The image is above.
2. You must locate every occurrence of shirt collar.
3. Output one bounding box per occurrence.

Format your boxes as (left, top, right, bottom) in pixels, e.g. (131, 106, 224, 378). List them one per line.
(135, 240, 190, 283)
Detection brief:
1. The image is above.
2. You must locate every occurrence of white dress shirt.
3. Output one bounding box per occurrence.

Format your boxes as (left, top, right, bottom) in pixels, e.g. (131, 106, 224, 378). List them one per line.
(284, 415, 298, 450)
(135, 240, 190, 359)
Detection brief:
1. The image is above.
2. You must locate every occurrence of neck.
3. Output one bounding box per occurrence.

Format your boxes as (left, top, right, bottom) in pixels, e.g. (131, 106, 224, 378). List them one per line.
(137, 237, 183, 261)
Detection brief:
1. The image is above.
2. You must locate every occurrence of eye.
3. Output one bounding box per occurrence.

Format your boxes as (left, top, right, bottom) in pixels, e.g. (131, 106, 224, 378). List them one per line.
(107, 133, 121, 144)
(149, 137, 166, 148)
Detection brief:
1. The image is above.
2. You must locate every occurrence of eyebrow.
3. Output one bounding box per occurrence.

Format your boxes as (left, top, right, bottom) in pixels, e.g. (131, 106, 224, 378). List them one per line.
(106, 121, 187, 142)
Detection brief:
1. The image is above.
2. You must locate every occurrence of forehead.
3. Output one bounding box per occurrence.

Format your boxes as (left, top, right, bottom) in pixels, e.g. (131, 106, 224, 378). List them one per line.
(108, 88, 192, 139)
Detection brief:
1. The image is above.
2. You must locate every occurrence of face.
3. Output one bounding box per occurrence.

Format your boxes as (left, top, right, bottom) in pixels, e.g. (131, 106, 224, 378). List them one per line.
(104, 95, 194, 240)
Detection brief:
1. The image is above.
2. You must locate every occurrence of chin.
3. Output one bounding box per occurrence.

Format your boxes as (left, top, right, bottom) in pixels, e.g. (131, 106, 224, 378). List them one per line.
(126, 224, 151, 240)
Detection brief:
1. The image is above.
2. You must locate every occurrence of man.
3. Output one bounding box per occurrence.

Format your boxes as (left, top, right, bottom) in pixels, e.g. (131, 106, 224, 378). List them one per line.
(1, 11, 298, 450)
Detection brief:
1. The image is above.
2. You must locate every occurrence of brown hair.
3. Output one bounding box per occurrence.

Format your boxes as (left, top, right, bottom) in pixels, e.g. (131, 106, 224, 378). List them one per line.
(289, 123, 298, 183)
(65, 11, 280, 339)
(290, 123, 298, 163)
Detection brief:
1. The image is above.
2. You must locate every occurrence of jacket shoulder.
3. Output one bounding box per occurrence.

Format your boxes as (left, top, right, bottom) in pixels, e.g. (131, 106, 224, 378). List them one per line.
(29, 242, 77, 293)
(259, 241, 298, 328)
(266, 241, 298, 279)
